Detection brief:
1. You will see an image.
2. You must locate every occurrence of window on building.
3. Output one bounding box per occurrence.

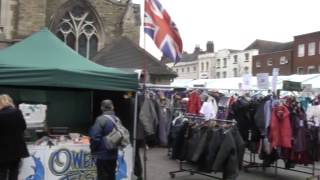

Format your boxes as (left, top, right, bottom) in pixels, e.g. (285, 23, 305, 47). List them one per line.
(223, 58, 227, 68)
(280, 56, 288, 65)
(256, 60, 261, 68)
(244, 66, 249, 74)
(233, 68, 238, 77)
(181, 68, 184, 73)
(206, 62, 209, 71)
(233, 55, 238, 64)
(297, 67, 304, 74)
(187, 67, 190, 72)
(308, 42, 316, 56)
(298, 44, 305, 57)
(55, 5, 100, 58)
(216, 59, 220, 68)
(245, 53, 249, 61)
(216, 72, 220, 78)
(193, 66, 197, 72)
(201, 63, 204, 72)
(267, 58, 273, 66)
(308, 65, 317, 74)
(223, 71, 227, 78)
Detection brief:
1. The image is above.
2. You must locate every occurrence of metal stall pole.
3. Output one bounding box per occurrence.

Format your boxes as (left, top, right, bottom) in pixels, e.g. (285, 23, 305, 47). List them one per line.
(132, 92, 139, 180)
(143, 143, 147, 180)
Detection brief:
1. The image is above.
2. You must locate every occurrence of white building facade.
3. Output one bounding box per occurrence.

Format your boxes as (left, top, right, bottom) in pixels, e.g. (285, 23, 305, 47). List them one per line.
(227, 49, 259, 78)
(171, 61, 198, 79)
(167, 43, 259, 79)
(198, 53, 214, 78)
(213, 49, 234, 78)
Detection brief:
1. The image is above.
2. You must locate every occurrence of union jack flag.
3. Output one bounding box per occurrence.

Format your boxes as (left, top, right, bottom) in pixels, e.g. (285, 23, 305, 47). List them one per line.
(144, 0, 183, 63)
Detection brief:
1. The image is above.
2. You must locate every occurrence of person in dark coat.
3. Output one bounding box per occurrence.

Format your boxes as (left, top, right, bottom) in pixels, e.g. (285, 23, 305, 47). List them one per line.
(0, 94, 29, 180)
(89, 99, 119, 180)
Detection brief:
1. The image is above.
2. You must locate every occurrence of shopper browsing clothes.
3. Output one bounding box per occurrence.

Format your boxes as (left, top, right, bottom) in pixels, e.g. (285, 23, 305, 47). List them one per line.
(0, 94, 29, 180)
(89, 99, 119, 180)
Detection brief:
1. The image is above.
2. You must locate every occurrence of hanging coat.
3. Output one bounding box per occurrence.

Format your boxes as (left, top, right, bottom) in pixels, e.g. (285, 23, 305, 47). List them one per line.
(269, 105, 292, 149)
(187, 91, 201, 114)
(139, 97, 159, 136)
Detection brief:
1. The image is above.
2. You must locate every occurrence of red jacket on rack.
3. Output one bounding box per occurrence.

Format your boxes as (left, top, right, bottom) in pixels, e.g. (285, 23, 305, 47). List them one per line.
(269, 105, 292, 149)
(187, 91, 202, 115)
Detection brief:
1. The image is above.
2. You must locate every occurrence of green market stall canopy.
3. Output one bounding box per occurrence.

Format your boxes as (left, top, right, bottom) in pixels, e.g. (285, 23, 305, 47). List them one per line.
(0, 28, 138, 91)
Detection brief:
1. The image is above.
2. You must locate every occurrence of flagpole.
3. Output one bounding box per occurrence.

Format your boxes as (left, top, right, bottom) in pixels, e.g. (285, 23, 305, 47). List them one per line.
(143, 26, 147, 86)
(142, 1, 148, 180)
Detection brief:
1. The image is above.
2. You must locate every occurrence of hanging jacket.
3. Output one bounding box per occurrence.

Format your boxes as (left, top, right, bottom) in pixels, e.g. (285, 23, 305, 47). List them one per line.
(203, 128, 224, 172)
(231, 128, 245, 169)
(139, 97, 159, 136)
(158, 105, 171, 146)
(212, 130, 239, 179)
(187, 91, 201, 114)
(254, 101, 266, 135)
(269, 105, 292, 149)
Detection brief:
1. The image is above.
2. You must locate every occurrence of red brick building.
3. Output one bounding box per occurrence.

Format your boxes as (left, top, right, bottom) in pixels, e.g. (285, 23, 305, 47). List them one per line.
(250, 40, 293, 76)
(293, 31, 320, 74)
(252, 31, 320, 76)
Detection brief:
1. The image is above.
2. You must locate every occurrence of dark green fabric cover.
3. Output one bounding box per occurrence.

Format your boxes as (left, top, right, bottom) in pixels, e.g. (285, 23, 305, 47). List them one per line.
(0, 28, 138, 91)
(0, 87, 92, 132)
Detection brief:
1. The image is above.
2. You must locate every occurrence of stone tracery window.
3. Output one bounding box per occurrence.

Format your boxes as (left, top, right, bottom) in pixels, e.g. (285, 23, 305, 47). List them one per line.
(56, 6, 98, 59)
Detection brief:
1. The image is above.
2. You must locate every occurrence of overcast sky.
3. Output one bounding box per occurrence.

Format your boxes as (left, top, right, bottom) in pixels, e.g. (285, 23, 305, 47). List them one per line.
(132, 0, 320, 59)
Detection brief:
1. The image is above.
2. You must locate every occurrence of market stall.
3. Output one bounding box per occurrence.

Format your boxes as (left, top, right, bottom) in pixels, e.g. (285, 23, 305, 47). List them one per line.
(172, 74, 320, 91)
(0, 28, 138, 180)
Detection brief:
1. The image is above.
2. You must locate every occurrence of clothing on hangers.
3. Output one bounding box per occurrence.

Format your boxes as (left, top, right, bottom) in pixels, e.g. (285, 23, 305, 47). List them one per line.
(168, 113, 244, 179)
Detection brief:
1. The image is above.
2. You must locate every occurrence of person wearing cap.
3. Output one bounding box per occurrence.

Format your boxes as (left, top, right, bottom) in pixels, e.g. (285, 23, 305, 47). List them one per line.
(89, 99, 119, 180)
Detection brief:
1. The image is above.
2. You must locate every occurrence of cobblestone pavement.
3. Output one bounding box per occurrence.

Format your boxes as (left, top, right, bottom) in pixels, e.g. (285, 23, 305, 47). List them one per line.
(143, 148, 318, 180)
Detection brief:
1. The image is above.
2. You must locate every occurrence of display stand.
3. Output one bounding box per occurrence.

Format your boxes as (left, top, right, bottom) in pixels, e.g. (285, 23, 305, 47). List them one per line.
(168, 117, 237, 179)
(243, 151, 320, 180)
(243, 87, 320, 180)
(169, 160, 222, 179)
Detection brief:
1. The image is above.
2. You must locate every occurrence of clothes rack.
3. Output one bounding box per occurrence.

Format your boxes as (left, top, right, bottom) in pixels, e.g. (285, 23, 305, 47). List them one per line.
(168, 116, 238, 179)
(243, 151, 320, 180)
(242, 89, 320, 180)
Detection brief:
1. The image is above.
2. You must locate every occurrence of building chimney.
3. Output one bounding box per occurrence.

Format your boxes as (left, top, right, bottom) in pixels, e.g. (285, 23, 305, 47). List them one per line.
(194, 45, 201, 53)
(206, 41, 214, 52)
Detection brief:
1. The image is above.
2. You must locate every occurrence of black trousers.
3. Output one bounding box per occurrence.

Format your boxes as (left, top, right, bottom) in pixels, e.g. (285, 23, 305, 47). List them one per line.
(0, 160, 20, 180)
(96, 159, 117, 180)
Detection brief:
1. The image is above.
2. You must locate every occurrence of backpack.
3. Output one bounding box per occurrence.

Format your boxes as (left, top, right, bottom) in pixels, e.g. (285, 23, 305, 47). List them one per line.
(103, 115, 130, 150)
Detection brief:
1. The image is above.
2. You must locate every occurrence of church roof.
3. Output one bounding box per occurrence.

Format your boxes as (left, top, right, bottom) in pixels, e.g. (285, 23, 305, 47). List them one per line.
(92, 37, 177, 77)
(244, 39, 283, 54)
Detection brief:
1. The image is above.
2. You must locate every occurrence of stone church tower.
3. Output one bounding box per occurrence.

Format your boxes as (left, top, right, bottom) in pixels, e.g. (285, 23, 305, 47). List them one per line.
(0, 0, 140, 58)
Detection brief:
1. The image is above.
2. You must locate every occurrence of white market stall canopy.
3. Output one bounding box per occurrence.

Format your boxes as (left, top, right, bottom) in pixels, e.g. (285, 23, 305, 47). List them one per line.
(171, 74, 320, 90)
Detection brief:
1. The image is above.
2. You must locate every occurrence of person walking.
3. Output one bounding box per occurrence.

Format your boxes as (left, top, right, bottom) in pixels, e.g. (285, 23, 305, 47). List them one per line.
(90, 99, 119, 180)
(0, 94, 29, 180)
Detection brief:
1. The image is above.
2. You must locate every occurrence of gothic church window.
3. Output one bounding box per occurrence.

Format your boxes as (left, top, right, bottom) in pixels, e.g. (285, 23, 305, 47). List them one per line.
(57, 7, 97, 58)
(51, 1, 104, 59)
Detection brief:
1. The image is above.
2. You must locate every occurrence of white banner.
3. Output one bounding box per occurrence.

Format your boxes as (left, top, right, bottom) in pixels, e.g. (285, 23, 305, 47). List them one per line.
(19, 144, 132, 180)
(256, 73, 269, 89)
(241, 74, 252, 90)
